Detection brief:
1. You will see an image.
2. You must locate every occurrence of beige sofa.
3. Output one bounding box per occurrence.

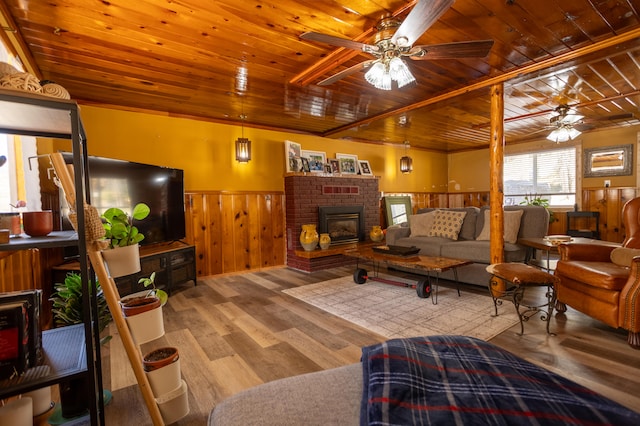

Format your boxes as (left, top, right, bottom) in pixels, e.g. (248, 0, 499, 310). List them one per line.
(385, 205, 550, 286)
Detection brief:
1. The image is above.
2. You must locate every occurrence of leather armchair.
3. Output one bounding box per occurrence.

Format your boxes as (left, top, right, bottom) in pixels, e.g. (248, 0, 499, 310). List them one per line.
(554, 197, 640, 349)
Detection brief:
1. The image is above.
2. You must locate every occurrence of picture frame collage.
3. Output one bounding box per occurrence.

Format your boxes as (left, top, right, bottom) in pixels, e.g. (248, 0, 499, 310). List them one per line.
(285, 140, 374, 176)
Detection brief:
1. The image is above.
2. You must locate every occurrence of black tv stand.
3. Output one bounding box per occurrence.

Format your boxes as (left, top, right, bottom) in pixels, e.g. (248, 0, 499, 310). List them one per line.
(53, 242, 196, 297)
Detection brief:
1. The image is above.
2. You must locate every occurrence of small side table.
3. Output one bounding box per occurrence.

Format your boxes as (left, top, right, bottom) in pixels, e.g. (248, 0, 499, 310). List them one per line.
(486, 263, 559, 335)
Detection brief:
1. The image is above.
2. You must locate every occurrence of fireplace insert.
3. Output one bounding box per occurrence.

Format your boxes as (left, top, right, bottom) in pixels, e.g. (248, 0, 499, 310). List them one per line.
(318, 205, 365, 245)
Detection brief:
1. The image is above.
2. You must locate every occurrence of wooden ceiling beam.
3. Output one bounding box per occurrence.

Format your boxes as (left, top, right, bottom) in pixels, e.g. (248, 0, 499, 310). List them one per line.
(322, 27, 640, 137)
(0, 1, 40, 77)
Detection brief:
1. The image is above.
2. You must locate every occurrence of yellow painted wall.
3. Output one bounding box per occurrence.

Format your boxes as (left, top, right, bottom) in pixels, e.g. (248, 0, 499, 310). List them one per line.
(51, 106, 448, 193)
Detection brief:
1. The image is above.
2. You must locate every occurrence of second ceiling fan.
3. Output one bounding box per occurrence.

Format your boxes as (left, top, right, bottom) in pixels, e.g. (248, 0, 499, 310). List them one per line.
(300, 0, 494, 90)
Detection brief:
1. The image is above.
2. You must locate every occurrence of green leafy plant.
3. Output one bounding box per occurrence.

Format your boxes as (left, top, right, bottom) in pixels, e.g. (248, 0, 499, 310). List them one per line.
(102, 202, 150, 248)
(138, 272, 168, 306)
(520, 194, 556, 223)
(50, 272, 112, 344)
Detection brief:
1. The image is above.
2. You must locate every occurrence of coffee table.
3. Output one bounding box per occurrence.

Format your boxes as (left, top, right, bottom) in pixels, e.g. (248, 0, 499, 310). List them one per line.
(343, 246, 472, 304)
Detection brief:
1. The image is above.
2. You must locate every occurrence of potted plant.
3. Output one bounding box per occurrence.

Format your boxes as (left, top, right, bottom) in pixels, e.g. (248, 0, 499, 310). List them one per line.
(100, 202, 150, 278)
(143, 346, 182, 397)
(49, 272, 114, 415)
(520, 194, 557, 223)
(120, 272, 166, 345)
(50, 272, 112, 344)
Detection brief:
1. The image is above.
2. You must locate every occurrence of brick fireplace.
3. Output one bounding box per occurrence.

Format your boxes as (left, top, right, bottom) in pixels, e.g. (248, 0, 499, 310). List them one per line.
(285, 174, 380, 272)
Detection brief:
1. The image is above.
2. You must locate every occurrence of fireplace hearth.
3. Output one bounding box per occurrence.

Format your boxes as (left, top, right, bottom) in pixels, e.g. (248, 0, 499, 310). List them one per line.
(285, 174, 380, 272)
(318, 205, 365, 245)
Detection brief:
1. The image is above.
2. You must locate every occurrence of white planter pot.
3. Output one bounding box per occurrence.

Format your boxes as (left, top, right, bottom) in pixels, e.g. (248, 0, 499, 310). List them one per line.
(24, 385, 52, 416)
(0, 397, 32, 426)
(145, 356, 181, 397)
(102, 243, 141, 278)
(156, 379, 189, 424)
(124, 303, 164, 344)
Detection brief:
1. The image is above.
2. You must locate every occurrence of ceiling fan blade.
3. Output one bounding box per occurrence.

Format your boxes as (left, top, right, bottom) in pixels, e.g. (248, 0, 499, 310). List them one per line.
(409, 40, 494, 60)
(300, 32, 378, 53)
(391, 0, 454, 47)
(317, 60, 376, 86)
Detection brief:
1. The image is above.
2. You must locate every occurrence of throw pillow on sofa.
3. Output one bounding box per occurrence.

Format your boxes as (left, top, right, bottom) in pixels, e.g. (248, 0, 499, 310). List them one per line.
(409, 211, 436, 236)
(476, 209, 524, 244)
(427, 210, 467, 240)
(610, 247, 640, 267)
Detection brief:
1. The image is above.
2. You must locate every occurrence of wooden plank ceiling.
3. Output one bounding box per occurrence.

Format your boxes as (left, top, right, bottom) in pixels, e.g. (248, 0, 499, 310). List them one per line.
(1, 0, 639, 152)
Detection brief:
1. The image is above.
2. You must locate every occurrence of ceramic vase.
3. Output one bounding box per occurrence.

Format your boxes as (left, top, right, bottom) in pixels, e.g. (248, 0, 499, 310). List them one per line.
(120, 294, 164, 344)
(299, 224, 319, 251)
(370, 225, 384, 242)
(22, 211, 53, 237)
(102, 243, 141, 278)
(319, 233, 331, 250)
(143, 347, 182, 397)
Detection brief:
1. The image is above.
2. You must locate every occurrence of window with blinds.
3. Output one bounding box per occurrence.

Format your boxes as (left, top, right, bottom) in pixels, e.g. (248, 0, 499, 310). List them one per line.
(504, 147, 576, 207)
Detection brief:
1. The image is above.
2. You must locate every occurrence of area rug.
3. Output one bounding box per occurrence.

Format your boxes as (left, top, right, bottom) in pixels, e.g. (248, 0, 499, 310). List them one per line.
(282, 275, 520, 341)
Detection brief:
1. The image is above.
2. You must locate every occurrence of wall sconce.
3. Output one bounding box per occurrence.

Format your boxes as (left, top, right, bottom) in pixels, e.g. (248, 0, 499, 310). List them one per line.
(400, 141, 412, 174)
(235, 114, 251, 163)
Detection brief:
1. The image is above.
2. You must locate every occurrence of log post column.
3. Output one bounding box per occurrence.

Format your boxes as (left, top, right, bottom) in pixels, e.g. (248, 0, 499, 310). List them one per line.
(489, 83, 506, 295)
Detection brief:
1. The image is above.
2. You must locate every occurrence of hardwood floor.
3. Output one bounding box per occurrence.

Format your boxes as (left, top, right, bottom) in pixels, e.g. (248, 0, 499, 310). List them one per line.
(101, 266, 640, 425)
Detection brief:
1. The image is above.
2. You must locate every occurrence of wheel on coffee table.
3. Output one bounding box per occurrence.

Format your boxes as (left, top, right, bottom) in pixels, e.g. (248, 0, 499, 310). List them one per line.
(416, 279, 431, 298)
(353, 268, 368, 284)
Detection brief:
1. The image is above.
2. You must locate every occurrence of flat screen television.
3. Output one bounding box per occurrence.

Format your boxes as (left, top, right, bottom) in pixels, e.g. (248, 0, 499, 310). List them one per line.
(61, 153, 186, 245)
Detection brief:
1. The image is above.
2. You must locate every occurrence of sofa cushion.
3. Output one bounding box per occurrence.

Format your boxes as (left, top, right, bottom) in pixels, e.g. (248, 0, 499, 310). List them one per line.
(409, 211, 436, 237)
(476, 209, 524, 244)
(418, 207, 479, 240)
(428, 210, 467, 240)
(610, 247, 640, 267)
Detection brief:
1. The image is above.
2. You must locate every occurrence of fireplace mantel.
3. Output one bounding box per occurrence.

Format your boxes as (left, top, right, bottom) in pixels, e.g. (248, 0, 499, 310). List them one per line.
(285, 174, 380, 272)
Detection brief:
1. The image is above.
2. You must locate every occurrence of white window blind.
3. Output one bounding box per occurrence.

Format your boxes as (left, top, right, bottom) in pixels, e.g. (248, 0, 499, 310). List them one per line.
(504, 147, 576, 207)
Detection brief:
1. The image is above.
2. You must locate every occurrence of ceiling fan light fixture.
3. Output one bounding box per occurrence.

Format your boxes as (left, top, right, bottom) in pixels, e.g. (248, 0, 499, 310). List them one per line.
(364, 61, 392, 90)
(547, 126, 581, 143)
(389, 57, 416, 88)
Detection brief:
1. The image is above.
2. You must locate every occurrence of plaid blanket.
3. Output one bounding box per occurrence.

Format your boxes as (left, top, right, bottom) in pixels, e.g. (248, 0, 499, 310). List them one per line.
(361, 335, 640, 425)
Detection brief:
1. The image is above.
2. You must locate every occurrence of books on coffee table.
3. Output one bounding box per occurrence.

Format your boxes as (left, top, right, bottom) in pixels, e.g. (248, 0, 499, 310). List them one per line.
(372, 245, 420, 256)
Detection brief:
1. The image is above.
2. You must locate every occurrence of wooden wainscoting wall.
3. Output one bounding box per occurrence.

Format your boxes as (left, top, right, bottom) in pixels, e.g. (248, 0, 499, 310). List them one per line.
(184, 191, 286, 276)
(2, 187, 638, 306)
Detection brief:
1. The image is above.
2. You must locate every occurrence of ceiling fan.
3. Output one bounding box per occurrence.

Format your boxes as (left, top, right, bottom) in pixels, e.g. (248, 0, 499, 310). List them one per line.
(544, 105, 635, 142)
(546, 105, 584, 142)
(300, 0, 493, 89)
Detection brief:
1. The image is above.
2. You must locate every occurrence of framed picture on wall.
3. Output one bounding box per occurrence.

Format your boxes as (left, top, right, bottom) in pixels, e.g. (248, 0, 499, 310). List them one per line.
(336, 153, 358, 174)
(300, 157, 311, 173)
(328, 158, 340, 174)
(358, 160, 373, 176)
(302, 150, 326, 173)
(285, 140, 302, 173)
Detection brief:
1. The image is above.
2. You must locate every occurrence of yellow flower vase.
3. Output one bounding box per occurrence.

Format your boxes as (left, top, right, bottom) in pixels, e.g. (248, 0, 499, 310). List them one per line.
(300, 224, 319, 251)
(319, 233, 331, 250)
(370, 225, 384, 242)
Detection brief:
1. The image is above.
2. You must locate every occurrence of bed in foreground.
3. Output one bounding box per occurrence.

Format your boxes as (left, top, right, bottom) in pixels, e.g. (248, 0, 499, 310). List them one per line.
(209, 335, 640, 425)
